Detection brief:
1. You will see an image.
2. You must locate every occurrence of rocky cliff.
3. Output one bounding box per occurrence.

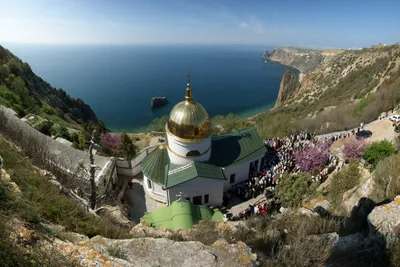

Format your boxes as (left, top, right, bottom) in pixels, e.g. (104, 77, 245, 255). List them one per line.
(0, 45, 97, 123)
(275, 70, 299, 108)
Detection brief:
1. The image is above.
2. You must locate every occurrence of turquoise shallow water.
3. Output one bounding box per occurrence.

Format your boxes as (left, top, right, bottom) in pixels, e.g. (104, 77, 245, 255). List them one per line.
(6, 44, 293, 132)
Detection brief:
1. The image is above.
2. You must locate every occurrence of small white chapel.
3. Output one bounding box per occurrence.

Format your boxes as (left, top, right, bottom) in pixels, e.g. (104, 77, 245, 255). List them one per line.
(141, 71, 267, 206)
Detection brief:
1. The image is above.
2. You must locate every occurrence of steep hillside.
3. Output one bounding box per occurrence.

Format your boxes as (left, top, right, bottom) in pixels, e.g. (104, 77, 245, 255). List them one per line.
(0, 45, 97, 124)
(253, 44, 400, 138)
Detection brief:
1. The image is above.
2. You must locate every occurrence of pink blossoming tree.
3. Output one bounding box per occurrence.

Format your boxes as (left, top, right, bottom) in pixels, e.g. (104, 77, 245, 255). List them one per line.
(342, 139, 368, 160)
(100, 133, 121, 152)
(294, 142, 330, 173)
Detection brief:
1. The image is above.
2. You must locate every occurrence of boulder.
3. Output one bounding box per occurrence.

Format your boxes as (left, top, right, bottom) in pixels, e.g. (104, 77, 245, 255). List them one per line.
(309, 199, 332, 216)
(368, 195, 400, 237)
(308, 232, 365, 256)
(0, 169, 22, 200)
(151, 97, 168, 109)
(341, 170, 382, 214)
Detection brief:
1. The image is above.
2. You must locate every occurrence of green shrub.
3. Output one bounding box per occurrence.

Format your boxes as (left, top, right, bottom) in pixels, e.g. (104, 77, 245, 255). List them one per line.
(327, 159, 361, 210)
(12, 104, 26, 118)
(275, 173, 318, 208)
(70, 131, 87, 150)
(57, 126, 71, 141)
(0, 181, 13, 211)
(362, 140, 397, 167)
(36, 120, 54, 136)
(354, 93, 376, 116)
(188, 220, 218, 245)
(0, 138, 131, 239)
(374, 154, 400, 200)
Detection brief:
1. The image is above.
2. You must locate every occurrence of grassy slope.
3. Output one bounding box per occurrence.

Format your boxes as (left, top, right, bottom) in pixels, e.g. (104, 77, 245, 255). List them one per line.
(0, 136, 131, 239)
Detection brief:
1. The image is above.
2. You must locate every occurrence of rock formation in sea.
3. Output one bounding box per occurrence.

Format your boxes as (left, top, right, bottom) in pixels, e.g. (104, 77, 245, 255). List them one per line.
(275, 70, 299, 108)
(262, 49, 269, 59)
(151, 97, 168, 108)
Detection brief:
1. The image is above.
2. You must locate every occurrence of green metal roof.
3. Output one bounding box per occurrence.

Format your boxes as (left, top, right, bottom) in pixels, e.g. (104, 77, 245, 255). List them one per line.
(141, 200, 224, 230)
(208, 128, 267, 167)
(164, 161, 225, 189)
(141, 147, 170, 185)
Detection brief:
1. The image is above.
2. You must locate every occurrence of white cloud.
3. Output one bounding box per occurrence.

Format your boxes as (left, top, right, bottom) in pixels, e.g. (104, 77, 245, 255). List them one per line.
(239, 22, 250, 29)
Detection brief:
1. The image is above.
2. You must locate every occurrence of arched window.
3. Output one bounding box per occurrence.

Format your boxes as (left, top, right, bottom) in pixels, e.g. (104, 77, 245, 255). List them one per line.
(186, 150, 200, 157)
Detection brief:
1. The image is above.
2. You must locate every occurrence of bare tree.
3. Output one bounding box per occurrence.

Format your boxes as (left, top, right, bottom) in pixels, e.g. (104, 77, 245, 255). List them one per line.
(88, 129, 97, 210)
(69, 130, 106, 215)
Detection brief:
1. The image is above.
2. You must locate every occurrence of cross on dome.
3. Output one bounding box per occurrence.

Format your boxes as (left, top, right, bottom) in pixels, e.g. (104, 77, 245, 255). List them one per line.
(185, 68, 192, 101)
(175, 191, 187, 201)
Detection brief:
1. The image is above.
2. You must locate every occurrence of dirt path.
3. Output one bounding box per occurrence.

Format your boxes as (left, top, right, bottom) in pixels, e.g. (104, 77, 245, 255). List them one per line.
(330, 117, 397, 154)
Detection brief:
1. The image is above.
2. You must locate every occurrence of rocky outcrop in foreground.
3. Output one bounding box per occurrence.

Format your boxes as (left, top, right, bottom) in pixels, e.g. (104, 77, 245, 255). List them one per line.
(10, 220, 257, 267)
(368, 195, 400, 237)
(275, 70, 299, 108)
(151, 97, 168, 108)
(0, 168, 22, 200)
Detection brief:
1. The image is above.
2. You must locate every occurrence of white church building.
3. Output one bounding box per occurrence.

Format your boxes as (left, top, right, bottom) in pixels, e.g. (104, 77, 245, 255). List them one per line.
(141, 75, 267, 206)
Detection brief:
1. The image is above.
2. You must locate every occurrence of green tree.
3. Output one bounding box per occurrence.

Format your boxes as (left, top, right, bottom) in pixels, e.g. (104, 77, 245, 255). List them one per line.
(97, 120, 110, 135)
(118, 132, 136, 159)
(0, 65, 10, 81)
(362, 140, 397, 167)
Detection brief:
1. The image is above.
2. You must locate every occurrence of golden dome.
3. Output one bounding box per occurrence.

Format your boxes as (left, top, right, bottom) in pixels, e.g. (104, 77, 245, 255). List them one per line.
(166, 83, 211, 142)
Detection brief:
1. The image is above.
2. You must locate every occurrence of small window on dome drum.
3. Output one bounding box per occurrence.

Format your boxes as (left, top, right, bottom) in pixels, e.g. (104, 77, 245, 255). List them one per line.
(186, 150, 200, 157)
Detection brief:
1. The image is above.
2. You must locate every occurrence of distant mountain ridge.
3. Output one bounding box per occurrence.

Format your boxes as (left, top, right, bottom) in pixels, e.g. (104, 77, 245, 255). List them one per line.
(266, 47, 345, 74)
(0, 44, 97, 123)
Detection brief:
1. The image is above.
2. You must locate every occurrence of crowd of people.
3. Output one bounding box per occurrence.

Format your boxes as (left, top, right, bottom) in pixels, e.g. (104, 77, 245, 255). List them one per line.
(230, 104, 400, 219)
(233, 131, 343, 218)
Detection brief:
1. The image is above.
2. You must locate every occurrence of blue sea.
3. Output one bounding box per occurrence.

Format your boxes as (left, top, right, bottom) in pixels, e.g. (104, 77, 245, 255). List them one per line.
(6, 44, 293, 132)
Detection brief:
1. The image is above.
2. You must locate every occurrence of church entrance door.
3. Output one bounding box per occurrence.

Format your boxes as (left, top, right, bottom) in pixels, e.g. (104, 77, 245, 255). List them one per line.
(193, 195, 202, 205)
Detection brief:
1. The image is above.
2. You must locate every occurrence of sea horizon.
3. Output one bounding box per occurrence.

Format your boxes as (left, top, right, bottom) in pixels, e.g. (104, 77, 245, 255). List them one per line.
(5, 43, 294, 132)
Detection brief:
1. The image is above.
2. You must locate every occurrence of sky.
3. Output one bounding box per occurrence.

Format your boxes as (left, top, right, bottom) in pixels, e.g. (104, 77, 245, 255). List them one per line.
(0, 0, 399, 48)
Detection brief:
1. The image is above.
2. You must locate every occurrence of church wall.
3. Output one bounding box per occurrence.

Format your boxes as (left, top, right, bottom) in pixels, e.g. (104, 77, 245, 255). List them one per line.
(222, 155, 265, 191)
(143, 174, 167, 203)
(166, 132, 211, 165)
(167, 177, 224, 206)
